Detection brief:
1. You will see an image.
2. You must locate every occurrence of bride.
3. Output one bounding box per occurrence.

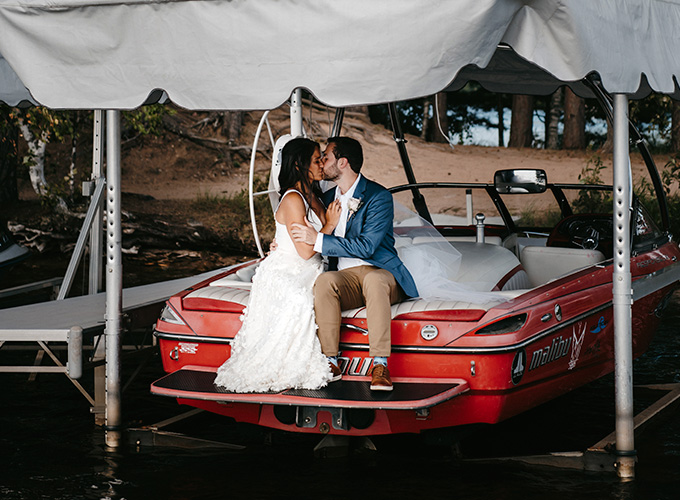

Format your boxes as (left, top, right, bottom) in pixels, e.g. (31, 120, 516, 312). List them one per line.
(214, 137, 341, 393)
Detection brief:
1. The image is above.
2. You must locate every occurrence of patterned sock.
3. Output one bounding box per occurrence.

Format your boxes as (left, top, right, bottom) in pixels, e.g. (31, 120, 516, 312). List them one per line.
(373, 356, 387, 367)
(328, 356, 338, 367)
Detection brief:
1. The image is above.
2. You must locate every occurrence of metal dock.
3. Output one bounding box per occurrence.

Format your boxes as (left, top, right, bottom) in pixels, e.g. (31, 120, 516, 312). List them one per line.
(0, 269, 225, 422)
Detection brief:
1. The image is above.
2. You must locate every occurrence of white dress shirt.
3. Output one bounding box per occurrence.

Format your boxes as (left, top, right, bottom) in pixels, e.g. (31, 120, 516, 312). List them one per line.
(314, 174, 370, 270)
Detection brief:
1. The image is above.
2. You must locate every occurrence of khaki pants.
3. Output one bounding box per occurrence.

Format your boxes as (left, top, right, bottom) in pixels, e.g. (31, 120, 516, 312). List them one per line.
(314, 265, 405, 357)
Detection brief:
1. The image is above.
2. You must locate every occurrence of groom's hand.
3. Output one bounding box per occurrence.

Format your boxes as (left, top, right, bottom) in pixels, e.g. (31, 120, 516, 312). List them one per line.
(291, 217, 318, 245)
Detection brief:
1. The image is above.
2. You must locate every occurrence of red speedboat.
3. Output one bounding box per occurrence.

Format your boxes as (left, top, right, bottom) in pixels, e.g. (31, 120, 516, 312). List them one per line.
(151, 85, 680, 437)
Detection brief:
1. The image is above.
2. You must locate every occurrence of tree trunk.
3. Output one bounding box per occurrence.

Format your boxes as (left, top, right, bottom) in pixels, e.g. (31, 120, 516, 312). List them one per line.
(222, 111, 244, 142)
(563, 88, 586, 149)
(431, 92, 449, 143)
(17, 118, 49, 196)
(508, 94, 534, 148)
(0, 111, 19, 210)
(546, 88, 563, 150)
(497, 94, 505, 147)
(672, 100, 680, 153)
(600, 124, 614, 154)
(421, 98, 431, 140)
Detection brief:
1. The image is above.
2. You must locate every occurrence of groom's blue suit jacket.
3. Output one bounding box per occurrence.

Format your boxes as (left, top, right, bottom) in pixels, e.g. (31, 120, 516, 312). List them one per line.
(321, 175, 418, 298)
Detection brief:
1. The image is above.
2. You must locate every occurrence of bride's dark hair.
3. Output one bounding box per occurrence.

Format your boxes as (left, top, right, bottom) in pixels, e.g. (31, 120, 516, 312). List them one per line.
(278, 137, 321, 215)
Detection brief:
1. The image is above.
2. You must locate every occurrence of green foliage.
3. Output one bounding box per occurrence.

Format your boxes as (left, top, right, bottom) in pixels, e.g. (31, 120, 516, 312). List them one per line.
(0, 106, 18, 165)
(12, 107, 75, 143)
(585, 94, 676, 153)
(517, 204, 562, 228)
(122, 104, 172, 140)
(572, 154, 612, 213)
(569, 152, 680, 238)
(636, 154, 680, 238)
(191, 176, 275, 245)
(368, 83, 505, 144)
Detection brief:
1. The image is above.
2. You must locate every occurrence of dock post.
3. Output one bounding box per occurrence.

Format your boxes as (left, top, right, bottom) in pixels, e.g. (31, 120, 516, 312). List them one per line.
(104, 110, 123, 448)
(612, 94, 635, 479)
(67, 326, 83, 379)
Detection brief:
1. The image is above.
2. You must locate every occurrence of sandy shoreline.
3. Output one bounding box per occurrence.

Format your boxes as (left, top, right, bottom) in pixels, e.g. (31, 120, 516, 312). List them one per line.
(116, 106, 662, 203)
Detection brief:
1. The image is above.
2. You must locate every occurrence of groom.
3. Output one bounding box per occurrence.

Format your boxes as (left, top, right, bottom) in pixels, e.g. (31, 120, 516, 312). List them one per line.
(291, 136, 417, 391)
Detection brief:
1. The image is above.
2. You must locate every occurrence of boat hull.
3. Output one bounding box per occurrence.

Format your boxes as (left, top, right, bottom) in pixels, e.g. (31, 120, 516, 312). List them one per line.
(151, 242, 679, 436)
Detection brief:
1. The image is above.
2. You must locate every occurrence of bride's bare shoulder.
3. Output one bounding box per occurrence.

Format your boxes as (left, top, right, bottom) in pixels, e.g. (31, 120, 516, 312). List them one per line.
(276, 190, 306, 224)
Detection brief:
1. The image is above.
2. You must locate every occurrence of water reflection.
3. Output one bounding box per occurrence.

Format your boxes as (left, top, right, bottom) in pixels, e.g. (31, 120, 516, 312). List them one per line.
(1, 293, 679, 499)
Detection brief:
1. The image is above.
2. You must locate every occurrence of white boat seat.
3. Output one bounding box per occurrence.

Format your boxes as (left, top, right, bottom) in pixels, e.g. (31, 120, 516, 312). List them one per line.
(183, 283, 522, 318)
(412, 235, 502, 246)
(520, 245, 606, 287)
(187, 242, 531, 315)
(341, 293, 521, 320)
(451, 241, 525, 290)
(208, 265, 257, 288)
(399, 241, 529, 292)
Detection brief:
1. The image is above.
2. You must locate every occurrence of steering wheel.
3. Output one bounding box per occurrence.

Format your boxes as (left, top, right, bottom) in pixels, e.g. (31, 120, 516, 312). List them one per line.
(547, 214, 613, 256)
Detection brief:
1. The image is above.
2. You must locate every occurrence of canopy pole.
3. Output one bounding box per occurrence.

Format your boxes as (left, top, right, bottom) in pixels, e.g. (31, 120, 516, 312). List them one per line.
(612, 94, 635, 480)
(89, 110, 104, 295)
(90, 110, 106, 425)
(331, 108, 345, 137)
(290, 88, 303, 137)
(249, 110, 271, 259)
(387, 103, 432, 223)
(104, 110, 123, 449)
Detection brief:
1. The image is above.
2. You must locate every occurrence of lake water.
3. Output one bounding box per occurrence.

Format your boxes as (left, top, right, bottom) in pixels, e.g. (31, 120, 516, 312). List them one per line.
(1, 289, 679, 499)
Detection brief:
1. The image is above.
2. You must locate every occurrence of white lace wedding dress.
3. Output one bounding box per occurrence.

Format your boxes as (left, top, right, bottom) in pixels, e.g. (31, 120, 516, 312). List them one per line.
(214, 190, 332, 393)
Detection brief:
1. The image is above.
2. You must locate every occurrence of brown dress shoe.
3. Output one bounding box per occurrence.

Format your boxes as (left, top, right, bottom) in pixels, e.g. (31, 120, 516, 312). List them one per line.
(329, 362, 342, 382)
(370, 364, 393, 391)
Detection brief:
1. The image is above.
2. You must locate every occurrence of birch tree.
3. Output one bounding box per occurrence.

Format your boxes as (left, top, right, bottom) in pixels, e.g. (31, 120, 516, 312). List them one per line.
(14, 108, 70, 211)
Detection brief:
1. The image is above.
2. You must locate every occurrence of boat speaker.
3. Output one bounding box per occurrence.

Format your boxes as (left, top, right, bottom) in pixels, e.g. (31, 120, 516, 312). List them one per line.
(348, 409, 375, 430)
(273, 405, 296, 425)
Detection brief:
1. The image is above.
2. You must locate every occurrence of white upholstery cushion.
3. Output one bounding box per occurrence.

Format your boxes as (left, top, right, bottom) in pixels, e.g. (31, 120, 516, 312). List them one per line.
(192, 242, 527, 317)
(184, 285, 251, 306)
(412, 235, 502, 246)
(451, 242, 523, 289)
(520, 246, 605, 287)
(208, 265, 258, 288)
(341, 294, 517, 319)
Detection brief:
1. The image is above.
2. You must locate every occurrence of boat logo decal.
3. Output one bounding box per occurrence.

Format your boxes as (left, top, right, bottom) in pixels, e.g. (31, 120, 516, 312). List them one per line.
(636, 254, 670, 268)
(528, 335, 571, 371)
(338, 356, 373, 376)
(511, 349, 526, 385)
(420, 324, 439, 341)
(590, 316, 606, 334)
(179, 342, 199, 355)
(568, 322, 587, 370)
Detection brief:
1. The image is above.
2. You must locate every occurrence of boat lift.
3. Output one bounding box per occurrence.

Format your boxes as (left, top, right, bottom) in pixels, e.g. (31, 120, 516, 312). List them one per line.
(1, 91, 678, 478)
(0, 110, 226, 428)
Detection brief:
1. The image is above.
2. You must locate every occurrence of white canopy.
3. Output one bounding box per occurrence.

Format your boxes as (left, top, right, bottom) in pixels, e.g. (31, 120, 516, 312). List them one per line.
(0, 0, 679, 109)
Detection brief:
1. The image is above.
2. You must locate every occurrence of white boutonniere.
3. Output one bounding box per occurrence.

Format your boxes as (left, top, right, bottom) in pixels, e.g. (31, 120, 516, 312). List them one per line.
(347, 197, 362, 219)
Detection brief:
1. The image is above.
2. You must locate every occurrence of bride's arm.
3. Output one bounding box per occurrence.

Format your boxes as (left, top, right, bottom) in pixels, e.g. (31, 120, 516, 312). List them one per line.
(278, 193, 318, 260)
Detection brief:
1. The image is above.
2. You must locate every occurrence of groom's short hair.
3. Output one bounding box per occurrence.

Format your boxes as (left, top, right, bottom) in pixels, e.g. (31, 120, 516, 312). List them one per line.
(328, 136, 363, 173)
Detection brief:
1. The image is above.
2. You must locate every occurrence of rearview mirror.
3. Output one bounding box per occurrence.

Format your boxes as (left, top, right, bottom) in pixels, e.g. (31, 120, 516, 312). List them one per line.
(494, 169, 547, 194)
